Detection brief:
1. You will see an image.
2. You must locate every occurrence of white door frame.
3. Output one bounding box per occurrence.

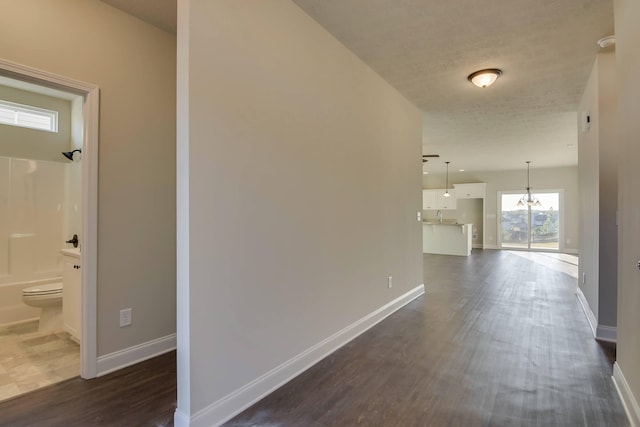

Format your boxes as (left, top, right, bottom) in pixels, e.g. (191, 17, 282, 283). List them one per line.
(0, 59, 99, 378)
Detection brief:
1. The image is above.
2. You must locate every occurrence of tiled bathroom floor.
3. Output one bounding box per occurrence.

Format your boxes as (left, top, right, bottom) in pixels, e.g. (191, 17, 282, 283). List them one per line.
(0, 321, 79, 402)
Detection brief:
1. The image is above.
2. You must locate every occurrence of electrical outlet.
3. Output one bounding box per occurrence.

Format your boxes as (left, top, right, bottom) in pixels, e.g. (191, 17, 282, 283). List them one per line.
(120, 308, 132, 327)
(388, 276, 393, 289)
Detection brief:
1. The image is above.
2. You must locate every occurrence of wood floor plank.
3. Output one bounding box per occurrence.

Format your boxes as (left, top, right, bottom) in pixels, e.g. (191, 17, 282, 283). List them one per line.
(0, 250, 627, 426)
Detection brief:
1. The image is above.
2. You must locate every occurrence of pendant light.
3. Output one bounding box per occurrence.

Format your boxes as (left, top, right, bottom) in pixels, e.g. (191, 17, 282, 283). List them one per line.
(517, 161, 541, 207)
(443, 161, 451, 198)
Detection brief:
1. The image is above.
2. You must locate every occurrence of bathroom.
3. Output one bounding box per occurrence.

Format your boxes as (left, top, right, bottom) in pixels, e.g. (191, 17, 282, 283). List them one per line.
(0, 77, 83, 401)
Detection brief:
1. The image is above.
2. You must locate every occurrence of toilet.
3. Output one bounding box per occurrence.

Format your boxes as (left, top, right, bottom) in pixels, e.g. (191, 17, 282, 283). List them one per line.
(22, 282, 63, 333)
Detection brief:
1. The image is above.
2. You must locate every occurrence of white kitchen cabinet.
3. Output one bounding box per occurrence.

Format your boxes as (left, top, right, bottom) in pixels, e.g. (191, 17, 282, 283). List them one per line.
(422, 190, 438, 209)
(423, 189, 456, 210)
(61, 249, 81, 343)
(454, 183, 486, 199)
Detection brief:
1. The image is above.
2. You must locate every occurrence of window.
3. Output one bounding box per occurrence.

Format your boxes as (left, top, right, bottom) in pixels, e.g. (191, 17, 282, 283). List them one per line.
(498, 191, 562, 251)
(0, 100, 58, 132)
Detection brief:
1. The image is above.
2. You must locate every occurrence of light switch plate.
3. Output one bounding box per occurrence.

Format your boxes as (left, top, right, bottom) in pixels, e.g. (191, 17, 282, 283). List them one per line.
(120, 308, 132, 327)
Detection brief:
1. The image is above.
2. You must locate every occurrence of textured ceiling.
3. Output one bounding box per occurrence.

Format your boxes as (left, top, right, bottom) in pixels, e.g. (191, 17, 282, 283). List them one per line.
(292, 0, 614, 172)
(102, 0, 614, 172)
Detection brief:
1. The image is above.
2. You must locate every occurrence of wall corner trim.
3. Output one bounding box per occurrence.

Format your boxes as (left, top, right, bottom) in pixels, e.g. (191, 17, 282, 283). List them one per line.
(183, 284, 425, 427)
(96, 333, 176, 377)
(576, 287, 617, 343)
(595, 325, 617, 343)
(576, 286, 597, 337)
(613, 362, 640, 427)
(174, 409, 190, 427)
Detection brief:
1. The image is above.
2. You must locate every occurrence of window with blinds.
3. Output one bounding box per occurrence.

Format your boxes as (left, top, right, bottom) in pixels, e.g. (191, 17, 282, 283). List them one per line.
(0, 100, 58, 132)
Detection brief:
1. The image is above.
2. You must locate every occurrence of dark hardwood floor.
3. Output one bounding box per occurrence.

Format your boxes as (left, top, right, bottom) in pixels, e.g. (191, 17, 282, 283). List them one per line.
(0, 250, 628, 426)
(226, 251, 627, 426)
(0, 351, 176, 426)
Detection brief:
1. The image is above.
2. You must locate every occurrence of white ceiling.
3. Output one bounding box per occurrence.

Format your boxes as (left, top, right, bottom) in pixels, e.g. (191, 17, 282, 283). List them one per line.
(101, 0, 176, 34)
(101, 0, 614, 172)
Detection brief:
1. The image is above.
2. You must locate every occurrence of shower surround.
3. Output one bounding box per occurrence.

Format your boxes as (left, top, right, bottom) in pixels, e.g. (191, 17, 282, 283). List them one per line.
(0, 156, 79, 325)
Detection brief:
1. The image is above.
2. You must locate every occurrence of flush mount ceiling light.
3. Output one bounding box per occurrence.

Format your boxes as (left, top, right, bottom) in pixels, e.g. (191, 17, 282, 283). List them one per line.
(468, 68, 502, 88)
(597, 35, 616, 48)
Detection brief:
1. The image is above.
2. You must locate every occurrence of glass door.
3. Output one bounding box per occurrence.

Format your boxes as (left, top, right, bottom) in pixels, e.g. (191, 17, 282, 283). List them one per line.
(499, 192, 561, 251)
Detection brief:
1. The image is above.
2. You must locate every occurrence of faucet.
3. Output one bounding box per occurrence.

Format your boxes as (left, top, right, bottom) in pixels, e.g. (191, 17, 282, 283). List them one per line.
(436, 210, 443, 223)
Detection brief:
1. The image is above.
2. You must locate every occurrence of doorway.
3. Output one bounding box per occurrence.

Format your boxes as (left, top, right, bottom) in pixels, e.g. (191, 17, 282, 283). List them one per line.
(499, 190, 563, 251)
(0, 59, 99, 380)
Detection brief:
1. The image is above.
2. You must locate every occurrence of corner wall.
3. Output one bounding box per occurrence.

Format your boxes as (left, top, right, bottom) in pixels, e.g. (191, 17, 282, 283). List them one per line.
(177, 0, 423, 424)
(577, 51, 618, 341)
(0, 0, 176, 359)
(613, 0, 640, 424)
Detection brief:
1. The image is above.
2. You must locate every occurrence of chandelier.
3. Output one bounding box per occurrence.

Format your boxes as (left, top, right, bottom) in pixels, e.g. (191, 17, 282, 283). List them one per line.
(517, 161, 541, 207)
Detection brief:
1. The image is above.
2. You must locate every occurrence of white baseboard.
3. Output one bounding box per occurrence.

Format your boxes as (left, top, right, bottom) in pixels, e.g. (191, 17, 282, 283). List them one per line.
(613, 362, 640, 427)
(576, 288, 617, 342)
(576, 287, 597, 337)
(177, 284, 425, 427)
(97, 333, 176, 377)
(596, 325, 617, 343)
(174, 410, 190, 427)
(483, 244, 498, 250)
(472, 243, 483, 249)
(564, 248, 578, 255)
(0, 316, 39, 330)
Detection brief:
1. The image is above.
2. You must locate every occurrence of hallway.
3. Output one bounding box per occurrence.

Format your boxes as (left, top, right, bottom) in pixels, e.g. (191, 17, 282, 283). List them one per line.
(227, 250, 627, 426)
(0, 250, 628, 426)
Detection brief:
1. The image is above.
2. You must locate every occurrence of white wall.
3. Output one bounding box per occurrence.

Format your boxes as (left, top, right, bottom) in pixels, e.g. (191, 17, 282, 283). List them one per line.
(578, 58, 600, 325)
(177, 0, 423, 423)
(0, 0, 176, 356)
(577, 51, 618, 339)
(456, 198, 484, 246)
(613, 0, 640, 422)
(423, 166, 579, 252)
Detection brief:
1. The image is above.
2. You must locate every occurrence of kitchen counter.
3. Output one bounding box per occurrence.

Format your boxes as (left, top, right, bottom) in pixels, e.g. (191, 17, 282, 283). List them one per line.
(423, 222, 473, 256)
